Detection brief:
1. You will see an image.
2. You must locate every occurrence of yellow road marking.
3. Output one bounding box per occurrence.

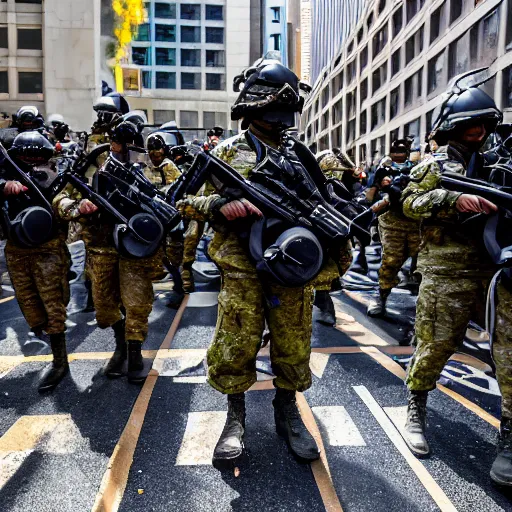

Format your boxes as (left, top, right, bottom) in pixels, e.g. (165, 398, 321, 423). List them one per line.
(0, 296, 15, 305)
(354, 385, 458, 512)
(91, 296, 190, 512)
(296, 393, 344, 512)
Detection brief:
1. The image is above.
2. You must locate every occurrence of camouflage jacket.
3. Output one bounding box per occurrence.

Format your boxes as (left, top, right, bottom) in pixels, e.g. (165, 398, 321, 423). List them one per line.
(401, 146, 494, 277)
(143, 158, 181, 193)
(177, 130, 341, 284)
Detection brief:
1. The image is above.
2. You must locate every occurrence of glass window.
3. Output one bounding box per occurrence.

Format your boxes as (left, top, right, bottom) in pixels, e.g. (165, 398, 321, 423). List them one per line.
(450, 0, 462, 24)
(405, 117, 420, 147)
(360, 110, 367, 134)
(132, 47, 151, 66)
(156, 47, 176, 66)
(0, 27, 7, 49)
(0, 70, 8, 93)
(142, 70, 152, 89)
(17, 28, 42, 50)
(181, 72, 201, 90)
(360, 78, 368, 104)
(181, 25, 200, 43)
(393, 8, 403, 37)
(206, 5, 224, 21)
(206, 27, 224, 44)
(405, 76, 413, 106)
(503, 66, 512, 108)
(428, 51, 445, 93)
(203, 111, 227, 128)
(135, 24, 151, 41)
(373, 25, 388, 57)
(360, 45, 368, 71)
(155, 3, 176, 19)
(430, 3, 444, 43)
(391, 49, 400, 77)
(156, 71, 176, 89)
(270, 6, 281, 23)
(156, 24, 176, 42)
(448, 32, 469, 80)
(206, 50, 225, 67)
(15, 0, 42, 3)
(18, 71, 42, 94)
(390, 87, 400, 119)
(181, 4, 201, 20)
(180, 110, 198, 128)
(154, 109, 176, 124)
(181, 49, 201, 67)
(206, 73, 225, 90)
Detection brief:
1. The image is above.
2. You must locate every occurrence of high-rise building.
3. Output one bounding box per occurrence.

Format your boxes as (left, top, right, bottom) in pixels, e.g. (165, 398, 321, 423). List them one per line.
(310, 0, 366, 84)
(0, 0, 101, 131)
(302, 0, 512, 164)
(300, 0, 312, 84)
(262, 0, 288, 66)
(116, 0, 251, 135)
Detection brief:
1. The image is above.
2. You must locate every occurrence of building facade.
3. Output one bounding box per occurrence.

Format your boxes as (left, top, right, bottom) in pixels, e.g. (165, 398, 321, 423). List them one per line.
(302, 0, 512, 164)
(310, 0, 366, 84)
(262, 0, 288, 66)
(0, 0, 101, 131)
(118, 0, 251, 134)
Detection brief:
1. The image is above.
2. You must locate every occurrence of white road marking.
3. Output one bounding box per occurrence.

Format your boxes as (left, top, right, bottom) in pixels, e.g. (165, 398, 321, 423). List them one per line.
(383, 406, 408, 435)
(309, 352, 330, 379)
(187, 292, 219, 308)
(354, 386, 458, 512)
(312, 406, 366, 447)
(175, 411, 227, 466)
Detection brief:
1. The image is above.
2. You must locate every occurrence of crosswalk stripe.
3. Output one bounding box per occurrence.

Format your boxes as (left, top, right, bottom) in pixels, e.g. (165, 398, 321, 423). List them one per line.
(175, 411, 227, 466)
(310, 352, 330, 379)
(334, 311, 388, 346)
(91, 295, 190, 512)
(312, 406, 366, 447)
(354, 385, 458, 512)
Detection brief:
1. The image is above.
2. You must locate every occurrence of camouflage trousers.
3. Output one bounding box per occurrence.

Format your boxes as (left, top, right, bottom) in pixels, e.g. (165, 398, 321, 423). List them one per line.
(5, 238, 70, 334)
(406, 274, 488, 391)
(88, 249, 154, 342)
(207, 271, 315, 395)
(378, 211, 421, 291)
(492, 278, 512, 418)
(181, 220, 205, 293)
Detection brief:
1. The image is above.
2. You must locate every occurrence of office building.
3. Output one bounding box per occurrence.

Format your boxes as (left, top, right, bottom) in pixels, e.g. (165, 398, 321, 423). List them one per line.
(302, 0, 512, 164)
(0, 0, 101, 131)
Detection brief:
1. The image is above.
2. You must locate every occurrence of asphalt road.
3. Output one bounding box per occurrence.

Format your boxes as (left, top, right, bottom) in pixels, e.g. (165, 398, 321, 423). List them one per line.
(0, 262, 511, 512)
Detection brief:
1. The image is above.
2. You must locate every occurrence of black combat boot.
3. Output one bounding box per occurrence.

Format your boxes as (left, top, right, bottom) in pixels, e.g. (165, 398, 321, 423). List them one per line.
(38, 333, 69, 393)
(273, 388, 320, 462)
(104, 320, 127, 378)
(314, 290, 336, 326)
(213, 393, 246, 470)
(127, 341, 149, 384)
(367, 288, 391, 317)
(490, 417, 512, 486)
(403, 390, 430, 457)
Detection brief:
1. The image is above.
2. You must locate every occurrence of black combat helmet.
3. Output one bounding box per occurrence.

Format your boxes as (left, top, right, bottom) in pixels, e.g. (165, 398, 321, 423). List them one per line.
(15, 106, 45, 132)
(10, 131, 54, 166)
(231, 60, 311, 130)
(429, 68, 502, 145)
(93, 92, 130, 128)
(110, 121, 139, 146)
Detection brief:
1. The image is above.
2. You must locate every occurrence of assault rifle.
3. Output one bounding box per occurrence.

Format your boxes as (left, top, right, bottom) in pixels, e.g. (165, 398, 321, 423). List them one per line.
(167, 146, 372, 248)
(53, 151, 181, 258)
(0, 143, 55, 247)
(441, 170, 512, 266)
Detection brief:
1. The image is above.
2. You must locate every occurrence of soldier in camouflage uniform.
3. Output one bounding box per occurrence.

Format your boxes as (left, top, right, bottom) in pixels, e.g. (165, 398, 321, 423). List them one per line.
(367, 139, 421, 317)
(144, 132, 183, 290)
(54, 122, 154, 384)
(177, 61, 342, 468)
(2, 132, 71, 392)
(314, 150, 354, 325)
(400, 74, 503, 461)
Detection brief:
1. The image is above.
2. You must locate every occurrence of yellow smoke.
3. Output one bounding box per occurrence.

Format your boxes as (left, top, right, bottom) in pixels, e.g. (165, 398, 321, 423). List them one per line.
(112, 0, 146, 93)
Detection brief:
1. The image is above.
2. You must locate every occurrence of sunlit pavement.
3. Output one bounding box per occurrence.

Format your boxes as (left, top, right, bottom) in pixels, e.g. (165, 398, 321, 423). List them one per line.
(0, 266, 511, 512)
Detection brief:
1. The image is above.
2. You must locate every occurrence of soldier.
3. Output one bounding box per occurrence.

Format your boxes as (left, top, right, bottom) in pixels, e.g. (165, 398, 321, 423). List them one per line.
(1, 131, 71, 392)
(314, 150, 354, 325)
(367, 138, 421, 316)
(400, 72, 502, 458)
(53, 121, 155, 384)
(144, 132, 184, 303)
(177, 61, 344, 468)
